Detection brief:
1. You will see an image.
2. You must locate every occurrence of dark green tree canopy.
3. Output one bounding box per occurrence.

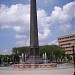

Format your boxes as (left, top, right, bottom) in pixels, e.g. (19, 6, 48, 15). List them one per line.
(12, 45, 65, 61)
(12, 46, 29, 56)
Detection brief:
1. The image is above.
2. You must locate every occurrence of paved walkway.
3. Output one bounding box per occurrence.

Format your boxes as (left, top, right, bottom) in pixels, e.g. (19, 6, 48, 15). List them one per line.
(0, 68, 74, 75)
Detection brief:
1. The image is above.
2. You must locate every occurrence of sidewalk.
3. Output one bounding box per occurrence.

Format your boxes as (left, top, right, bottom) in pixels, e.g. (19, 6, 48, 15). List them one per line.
(0, 68, 74, 75)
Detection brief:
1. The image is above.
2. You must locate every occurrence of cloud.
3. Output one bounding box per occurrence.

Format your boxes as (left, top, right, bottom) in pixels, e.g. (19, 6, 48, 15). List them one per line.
(48, 39, 58, 45)
(0, 2, 75, 47)
(40, 0, 52, 4)
(37, 9, 51, 40)
(0, 4, 51, 41)
(60, 23, 72, 32)
(0, 4, 30, 38)
(3, 49, 8, 52)
(50, 2, 75, 32)
(16, 40, 30, 46)
(0, 49, 11, 55)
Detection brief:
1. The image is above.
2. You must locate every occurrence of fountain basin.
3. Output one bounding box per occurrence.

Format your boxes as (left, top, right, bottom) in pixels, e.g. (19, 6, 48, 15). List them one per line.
(13, 63, 57, 69)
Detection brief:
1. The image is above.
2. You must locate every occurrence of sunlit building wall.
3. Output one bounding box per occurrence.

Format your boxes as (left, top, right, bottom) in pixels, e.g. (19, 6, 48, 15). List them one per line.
(58, 34, 75, 55)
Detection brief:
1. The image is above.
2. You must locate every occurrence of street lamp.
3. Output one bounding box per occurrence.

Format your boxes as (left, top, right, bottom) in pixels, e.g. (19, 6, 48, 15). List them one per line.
(71, 42, 75, 75)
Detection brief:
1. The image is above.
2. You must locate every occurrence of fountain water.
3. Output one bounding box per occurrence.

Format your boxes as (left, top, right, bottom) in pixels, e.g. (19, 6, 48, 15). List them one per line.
(44, 52, 47, 63)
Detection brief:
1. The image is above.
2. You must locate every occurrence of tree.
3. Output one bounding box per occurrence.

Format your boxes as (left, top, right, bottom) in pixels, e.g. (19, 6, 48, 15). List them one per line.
(40, 45, 65, 62)
(65, 54, 71, 61)
(12, 46, 29, 56)
(0, 55, 3, 66)
(12, 45, 65, 63)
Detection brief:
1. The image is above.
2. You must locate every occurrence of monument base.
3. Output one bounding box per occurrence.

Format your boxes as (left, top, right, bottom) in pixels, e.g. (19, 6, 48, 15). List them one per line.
(13, 63, 57, 69)
(25, 56, 43, 64)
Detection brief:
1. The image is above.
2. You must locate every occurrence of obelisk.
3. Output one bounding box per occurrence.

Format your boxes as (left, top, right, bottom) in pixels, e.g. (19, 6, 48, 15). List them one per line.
(30, 0, 39, 56)
(26, 0, 42, 64)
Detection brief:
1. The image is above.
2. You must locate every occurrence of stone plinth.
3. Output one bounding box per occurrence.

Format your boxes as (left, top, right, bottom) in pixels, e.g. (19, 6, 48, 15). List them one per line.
(26, 56, 43, 64)
(13, 63, 57, 69)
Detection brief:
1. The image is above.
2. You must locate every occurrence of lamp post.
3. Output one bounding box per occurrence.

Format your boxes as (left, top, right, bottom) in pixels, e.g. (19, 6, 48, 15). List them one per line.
(71, 42, 75, 75)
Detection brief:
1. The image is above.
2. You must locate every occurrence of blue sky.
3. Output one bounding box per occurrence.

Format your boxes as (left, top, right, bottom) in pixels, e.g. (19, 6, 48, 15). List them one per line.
(0, 0, 75, 54)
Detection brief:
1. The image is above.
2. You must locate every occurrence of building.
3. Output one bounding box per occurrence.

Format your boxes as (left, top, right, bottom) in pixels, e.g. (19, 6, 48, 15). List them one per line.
(58, 34, 75, 55)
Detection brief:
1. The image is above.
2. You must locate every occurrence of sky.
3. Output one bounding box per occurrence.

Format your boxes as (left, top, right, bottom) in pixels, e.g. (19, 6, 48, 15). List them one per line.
(0, 0, 75, 54)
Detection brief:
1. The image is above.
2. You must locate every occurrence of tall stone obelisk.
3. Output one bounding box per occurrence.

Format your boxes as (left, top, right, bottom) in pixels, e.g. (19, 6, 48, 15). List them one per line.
(30, 0, 39, 56)
(26, 0, 42, 64)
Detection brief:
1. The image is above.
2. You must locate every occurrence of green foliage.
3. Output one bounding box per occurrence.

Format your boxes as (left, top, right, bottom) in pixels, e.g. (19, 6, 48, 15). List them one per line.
(0, 55, 3, 65)
(9, 54, 20, 63)
(0, 45, 71, 64)
(11, 45, 67, 63)
(0, 54, 20, 65)
(65, 54, 71, 61)
(12, 46, 29, 56)
(40, 45, 65, 62)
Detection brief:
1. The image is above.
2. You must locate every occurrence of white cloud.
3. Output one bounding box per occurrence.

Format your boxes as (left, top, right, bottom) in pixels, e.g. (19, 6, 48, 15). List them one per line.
(0, 49, 11, 55)
(1, 25, 10, 29)
(38, 27, 51, 40)
(44, 0, 48, 4)
(60, 23, 72, 32)
(13, 26, 29, 38)
(37, 9, 51, 40)
(16, 40, 30, 46)
(15, 35, 27, 38)
(0, 4, 51, 41)
(3, 49, 8, 52)
(50, 2, 75, 31)
(48, 39, 58, 45)
(51, 2, 75, 22)
(40, 0, 52, 4)
(0, 4, 30, 38)
(0, 2, 74, 46)
(13, 26, 21, 32)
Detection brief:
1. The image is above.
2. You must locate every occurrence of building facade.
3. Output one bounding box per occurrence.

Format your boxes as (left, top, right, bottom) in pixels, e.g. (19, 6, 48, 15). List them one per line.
(58, 34, 75, 54)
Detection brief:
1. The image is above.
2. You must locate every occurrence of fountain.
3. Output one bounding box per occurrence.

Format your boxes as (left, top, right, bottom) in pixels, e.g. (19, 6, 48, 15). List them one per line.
(43, 52, 47, 63)
(13, 0, 57, 69)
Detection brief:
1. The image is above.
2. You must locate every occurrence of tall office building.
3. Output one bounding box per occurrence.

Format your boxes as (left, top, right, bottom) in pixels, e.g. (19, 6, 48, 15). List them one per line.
(58, 34, 75, 54)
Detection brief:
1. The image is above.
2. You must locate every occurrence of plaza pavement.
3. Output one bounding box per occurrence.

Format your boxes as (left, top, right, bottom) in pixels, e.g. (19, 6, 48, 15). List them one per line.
(0, 68, 74, 75)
